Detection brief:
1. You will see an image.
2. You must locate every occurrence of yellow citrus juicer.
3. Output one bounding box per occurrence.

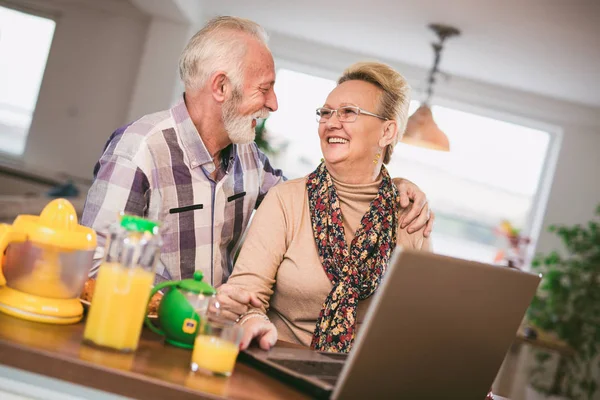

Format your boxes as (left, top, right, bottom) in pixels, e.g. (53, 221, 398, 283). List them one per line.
(0, 198, 96, 324)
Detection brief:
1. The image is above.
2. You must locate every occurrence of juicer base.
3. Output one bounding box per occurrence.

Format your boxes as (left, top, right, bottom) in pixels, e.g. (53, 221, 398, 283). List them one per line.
(0, 286, 83, 324)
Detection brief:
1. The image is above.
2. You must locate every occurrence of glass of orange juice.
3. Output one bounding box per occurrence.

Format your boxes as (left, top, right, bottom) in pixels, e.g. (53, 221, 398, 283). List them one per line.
(83, 215, 161, 352)
(190, 319, 243, 377)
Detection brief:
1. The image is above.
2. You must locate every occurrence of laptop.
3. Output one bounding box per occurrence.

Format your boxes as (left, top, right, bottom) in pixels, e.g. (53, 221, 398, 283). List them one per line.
(239, 249, 541, 399)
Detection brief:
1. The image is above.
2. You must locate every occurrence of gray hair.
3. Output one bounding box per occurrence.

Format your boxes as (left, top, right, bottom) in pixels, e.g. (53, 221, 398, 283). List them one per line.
(179, 16, 269, 91)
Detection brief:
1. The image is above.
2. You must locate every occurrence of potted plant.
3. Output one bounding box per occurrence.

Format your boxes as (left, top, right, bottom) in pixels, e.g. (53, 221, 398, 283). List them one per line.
(254, 118, 277, 154)
(526, 204, 600, 400)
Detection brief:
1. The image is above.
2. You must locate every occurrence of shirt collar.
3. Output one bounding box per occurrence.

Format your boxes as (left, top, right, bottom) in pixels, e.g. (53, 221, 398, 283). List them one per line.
(170, 94, 213, 168)
(221, 143, 238, 171)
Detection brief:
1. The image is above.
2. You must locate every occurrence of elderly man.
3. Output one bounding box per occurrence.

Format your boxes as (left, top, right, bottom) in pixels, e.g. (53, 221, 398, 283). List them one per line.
(82, 16, 433, 319)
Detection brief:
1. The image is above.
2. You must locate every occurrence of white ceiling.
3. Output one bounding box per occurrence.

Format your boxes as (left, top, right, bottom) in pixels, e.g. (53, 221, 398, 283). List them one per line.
(200, 0, 600, 108)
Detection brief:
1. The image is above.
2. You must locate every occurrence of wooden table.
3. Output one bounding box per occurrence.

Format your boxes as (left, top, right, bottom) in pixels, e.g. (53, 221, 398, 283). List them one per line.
(0, 313, 513, 400)
(0, 313, 309, 400)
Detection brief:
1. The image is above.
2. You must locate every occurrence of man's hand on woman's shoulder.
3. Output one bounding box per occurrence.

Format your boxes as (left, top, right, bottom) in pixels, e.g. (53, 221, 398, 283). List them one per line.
(391, 177, 435, 237)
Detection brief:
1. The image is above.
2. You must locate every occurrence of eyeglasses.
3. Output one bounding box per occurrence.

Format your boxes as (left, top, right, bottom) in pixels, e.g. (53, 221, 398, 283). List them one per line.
(316, 106, 388, 123)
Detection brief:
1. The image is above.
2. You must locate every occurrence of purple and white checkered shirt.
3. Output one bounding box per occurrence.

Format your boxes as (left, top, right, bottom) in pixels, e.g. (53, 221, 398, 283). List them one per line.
(82, 97, 285, 286)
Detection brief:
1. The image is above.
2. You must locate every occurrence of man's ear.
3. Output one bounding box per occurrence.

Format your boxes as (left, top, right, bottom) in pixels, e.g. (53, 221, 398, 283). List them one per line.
(379, 120, 398, 147)
(210, 71, 229, 103)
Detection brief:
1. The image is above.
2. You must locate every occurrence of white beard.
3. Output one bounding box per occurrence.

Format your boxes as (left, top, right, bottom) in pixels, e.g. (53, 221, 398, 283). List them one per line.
(223, 98, 255, 144)
(224, 114, 255, 144)
(222, 92, 270, 145)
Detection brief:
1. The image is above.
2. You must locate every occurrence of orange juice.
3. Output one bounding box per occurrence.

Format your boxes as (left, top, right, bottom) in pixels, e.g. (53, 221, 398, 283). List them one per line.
(14, 262, 73, 299)
(191, 335, 239, 376)
(83, 262, 154, 351)
(12, 247, 73, 298)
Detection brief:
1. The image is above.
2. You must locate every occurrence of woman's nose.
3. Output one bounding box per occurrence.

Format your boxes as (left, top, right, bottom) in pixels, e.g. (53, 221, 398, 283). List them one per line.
(326, 111, 342, 129)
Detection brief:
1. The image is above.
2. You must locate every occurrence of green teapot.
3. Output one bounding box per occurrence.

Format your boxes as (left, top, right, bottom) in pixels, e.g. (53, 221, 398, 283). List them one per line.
(145, 271, 216, 349)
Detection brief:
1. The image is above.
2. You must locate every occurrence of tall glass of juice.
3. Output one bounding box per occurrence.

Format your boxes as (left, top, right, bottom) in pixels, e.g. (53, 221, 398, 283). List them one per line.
(83, 215, 161, 352)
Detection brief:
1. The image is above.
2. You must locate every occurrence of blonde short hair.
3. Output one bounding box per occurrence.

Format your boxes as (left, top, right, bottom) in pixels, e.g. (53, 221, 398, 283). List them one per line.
(179, 16, 269, 91)
(338, 62, 411, 164)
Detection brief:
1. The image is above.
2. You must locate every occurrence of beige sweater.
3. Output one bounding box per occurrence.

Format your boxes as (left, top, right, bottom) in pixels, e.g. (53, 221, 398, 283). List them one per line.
(227, 176, 430, 346)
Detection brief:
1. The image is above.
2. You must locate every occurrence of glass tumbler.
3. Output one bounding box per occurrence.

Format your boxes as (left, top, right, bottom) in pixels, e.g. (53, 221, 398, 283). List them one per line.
(190, 318, 243, 377)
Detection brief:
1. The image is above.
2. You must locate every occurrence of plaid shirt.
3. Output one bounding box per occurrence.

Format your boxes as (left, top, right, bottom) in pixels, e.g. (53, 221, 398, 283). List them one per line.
(82, 98, 285, 285)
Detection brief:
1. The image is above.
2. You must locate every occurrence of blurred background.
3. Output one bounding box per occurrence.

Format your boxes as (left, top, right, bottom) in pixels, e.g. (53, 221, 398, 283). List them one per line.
(0, 1, 598, 399)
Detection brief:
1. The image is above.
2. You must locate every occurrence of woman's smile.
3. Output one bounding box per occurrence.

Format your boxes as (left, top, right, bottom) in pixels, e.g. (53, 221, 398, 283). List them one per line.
(327, 137, 349, 144)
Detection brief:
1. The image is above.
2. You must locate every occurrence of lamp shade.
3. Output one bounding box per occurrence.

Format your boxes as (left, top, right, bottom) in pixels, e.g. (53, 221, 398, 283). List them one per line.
(402, 105, 450, 151)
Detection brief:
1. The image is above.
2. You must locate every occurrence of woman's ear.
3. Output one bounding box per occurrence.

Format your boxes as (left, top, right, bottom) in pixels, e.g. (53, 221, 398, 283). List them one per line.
(210, 71, 229, 103)
(379, 120, 398, 148)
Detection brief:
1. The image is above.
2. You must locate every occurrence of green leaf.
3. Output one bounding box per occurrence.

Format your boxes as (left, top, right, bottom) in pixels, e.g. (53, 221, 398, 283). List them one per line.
(254, 118, 276, 154)
(544, 252, 561, 265)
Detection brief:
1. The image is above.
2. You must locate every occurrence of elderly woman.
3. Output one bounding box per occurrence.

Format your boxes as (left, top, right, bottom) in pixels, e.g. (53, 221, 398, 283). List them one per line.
(225, 62, 431, 353)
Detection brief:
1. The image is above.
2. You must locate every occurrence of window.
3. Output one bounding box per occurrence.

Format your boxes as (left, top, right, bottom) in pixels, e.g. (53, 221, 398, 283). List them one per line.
(264, 68, 554, 264)
(0, 5, 56, 156)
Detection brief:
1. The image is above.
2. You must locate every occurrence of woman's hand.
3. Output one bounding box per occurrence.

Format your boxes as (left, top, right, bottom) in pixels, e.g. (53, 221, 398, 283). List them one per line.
(392, 177, 435, 237)
(239, 317, 278, 351)
(215, 284, 263, 322)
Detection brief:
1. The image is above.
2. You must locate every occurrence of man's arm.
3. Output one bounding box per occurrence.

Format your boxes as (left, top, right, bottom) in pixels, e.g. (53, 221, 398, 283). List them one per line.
(221, 186, 288, 314)
(220, 186, 289, 349)
(392, 177, 435, 237)
(82, 153, 149, 276)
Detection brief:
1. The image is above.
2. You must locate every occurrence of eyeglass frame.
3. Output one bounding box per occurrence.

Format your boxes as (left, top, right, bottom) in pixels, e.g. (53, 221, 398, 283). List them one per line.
(315, 105, 389, 123)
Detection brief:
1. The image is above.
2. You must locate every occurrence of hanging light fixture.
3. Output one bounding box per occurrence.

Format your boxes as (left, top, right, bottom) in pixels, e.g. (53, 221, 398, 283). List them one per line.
(402, 23, 461, 152)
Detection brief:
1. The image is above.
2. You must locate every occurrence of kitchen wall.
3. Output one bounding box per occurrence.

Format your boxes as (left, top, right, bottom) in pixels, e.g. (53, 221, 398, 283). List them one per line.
(0, 0, 149, 188)
(0, 0, 198, 197)
(21, 0, 148, 177)
(125, 16, 194, 123)
(536, 124, 600, 253)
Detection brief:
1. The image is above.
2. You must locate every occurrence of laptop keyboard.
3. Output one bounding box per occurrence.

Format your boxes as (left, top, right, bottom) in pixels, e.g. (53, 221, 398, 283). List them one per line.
(269, 359, 345, 381)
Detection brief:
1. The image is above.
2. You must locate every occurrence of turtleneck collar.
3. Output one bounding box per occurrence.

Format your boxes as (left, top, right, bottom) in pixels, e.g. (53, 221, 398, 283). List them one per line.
(331, 173, 382, 201)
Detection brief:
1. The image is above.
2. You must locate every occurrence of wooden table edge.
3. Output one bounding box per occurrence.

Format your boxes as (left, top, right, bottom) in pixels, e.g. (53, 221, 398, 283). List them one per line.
(0, 336, 227, 400)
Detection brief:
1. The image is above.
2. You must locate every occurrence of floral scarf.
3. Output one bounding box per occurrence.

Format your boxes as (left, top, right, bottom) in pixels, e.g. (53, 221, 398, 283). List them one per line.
(307, 162, 399, 353)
